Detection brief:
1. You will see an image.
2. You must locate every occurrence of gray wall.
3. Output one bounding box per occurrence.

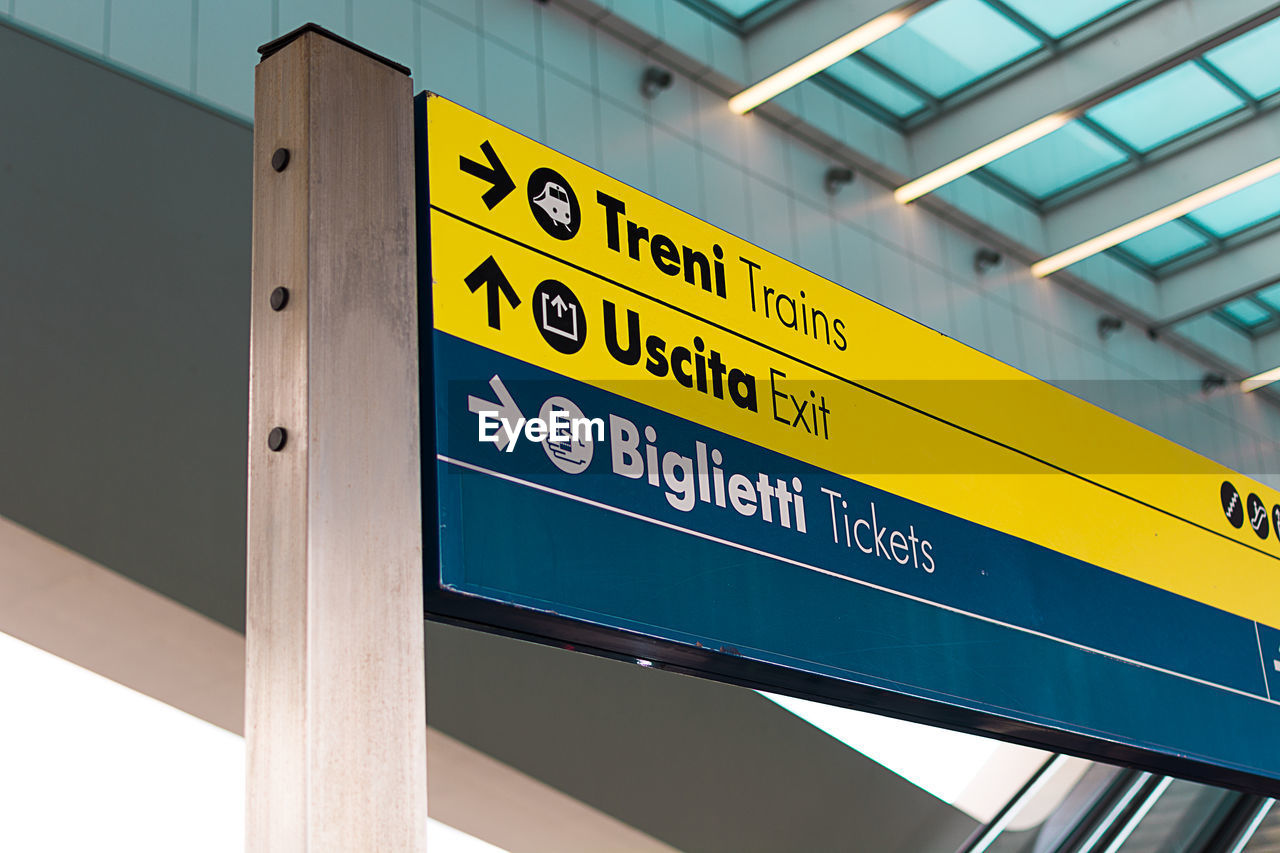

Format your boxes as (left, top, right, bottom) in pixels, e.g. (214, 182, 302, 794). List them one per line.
(0, 23, 251, 630)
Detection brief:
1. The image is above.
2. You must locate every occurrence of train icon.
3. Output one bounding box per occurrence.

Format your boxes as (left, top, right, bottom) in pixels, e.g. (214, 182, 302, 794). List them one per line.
(531, 181, 574, 229)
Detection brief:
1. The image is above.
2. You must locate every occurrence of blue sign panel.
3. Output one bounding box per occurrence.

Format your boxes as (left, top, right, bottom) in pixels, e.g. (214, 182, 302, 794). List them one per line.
(428, 332, 1280, 786)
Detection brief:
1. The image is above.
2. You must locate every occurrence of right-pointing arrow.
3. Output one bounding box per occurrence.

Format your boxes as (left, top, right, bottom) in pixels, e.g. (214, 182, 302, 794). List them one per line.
(464, 256, 521, 330)
(458, 140, 516, 210)
(467, 375, 524, 452)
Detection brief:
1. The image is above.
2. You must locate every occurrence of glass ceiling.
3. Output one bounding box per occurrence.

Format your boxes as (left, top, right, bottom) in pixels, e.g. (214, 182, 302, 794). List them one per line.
(1203, 16, 1280, 99)
(767, 0, 1280, 278)
(1112, 220, 1211, 268)
(1218, 282, 1280, 335)
(997, 0, 1135, 39)
(700, 0, 776, 18)
(1110, 167, 1280, 275)
(815, 0, 1138, 122)
(977, 19, 1280, 277)
(982, 52, 1265, 205)
(684, 0, 1280, 336)
(859, 0, 1042, 99)
(983, 120, 1127, 199)
(1084, 63, 1247, 153)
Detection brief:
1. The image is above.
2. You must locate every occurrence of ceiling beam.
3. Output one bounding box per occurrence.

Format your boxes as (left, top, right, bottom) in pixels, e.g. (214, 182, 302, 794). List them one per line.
(1154, 229, 1280, 326)
(1042, 108, 1280, 253)
(903, 0, 1279, 178)
(740, 0, 934, 85)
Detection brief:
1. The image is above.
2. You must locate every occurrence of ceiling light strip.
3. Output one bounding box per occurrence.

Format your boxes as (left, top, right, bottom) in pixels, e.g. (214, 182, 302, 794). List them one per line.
(895, 112, 1074, 203)
(728, 5, 924, 115)
(1242, 366, 1280, 393)
(1031, 156, 1280, 278)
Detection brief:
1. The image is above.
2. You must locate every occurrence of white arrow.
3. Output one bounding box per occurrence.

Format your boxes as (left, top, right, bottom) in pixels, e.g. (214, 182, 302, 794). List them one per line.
(551, 294, 568, 317)
(467, 374, 524, 452)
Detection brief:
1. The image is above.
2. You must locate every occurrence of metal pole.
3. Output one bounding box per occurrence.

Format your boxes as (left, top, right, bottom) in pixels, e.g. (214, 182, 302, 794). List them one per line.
(245, 25, 427, 852)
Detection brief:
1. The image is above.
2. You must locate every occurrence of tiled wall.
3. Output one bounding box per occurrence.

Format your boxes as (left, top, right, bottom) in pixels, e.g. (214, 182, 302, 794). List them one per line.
(5, 0, 1279, 483)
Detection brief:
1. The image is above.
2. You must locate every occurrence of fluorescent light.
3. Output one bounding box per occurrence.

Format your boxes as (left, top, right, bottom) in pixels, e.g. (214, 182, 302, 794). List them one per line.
(895, 113, 1073, 203)
(728, 9, 915, 115)
(1032, 156, 1280, 278)
(1242, 365, 1280, 392)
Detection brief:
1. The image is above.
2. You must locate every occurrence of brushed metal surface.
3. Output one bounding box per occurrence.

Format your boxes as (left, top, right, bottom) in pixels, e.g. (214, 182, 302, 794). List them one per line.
(246, 30, 426, 852)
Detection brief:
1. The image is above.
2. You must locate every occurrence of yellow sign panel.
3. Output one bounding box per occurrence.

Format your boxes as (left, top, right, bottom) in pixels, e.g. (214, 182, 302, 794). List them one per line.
(423, 94, 1280, 627)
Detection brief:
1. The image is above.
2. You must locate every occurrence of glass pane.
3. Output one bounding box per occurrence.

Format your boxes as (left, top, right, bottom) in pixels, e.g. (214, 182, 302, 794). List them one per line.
(1204, 17, 1280, 99)
(996, 0, 1134, 38)
(862, 0, 1042, 98)
(826, 57, 928, 117)
(1114, 779, 1236, 853)
(984, 119, 1128, 198)
(1115, 219, 1210, 266)
(977, 761, 1124, 853)
(1241, 800, 1280, 851)
(699, 0, 776, 17)
(1086, 63, 1246, 152)
(1222, 298, 1272, 328)
(1186, 172, 1280, 237)
(1256, 283, 1280, 313)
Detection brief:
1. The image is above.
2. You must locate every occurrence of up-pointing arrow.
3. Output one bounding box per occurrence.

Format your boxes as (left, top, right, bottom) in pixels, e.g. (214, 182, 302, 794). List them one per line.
(458, 140, 515, 210)
(464, 256, 521, 330)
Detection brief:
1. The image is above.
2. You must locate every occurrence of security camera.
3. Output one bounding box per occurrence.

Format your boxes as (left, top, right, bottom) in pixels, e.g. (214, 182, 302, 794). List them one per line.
(823, 167, 855, 195)
(1097, 316, 1124, 340)
(641, 67, 673, 98)
(973, 248, 1003, 274)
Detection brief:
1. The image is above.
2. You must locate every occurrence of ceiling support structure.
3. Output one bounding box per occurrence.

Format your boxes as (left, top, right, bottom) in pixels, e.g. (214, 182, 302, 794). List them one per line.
(904, 0, 1280, 178)
(738, 0, 937, 91)
(1151, 229, 1280, 329)
(1042, 110, 1280, 254)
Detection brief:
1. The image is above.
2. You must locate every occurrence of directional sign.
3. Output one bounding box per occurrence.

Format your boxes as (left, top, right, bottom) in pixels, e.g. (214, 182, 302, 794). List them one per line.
(415, 93, 1280, 791)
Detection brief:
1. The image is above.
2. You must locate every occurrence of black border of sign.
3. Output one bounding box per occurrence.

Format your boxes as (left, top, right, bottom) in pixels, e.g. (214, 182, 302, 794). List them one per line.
(412, 92, 1280, 798)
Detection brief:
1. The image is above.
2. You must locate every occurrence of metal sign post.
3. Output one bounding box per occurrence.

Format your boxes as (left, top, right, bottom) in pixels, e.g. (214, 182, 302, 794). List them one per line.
(246, 26, 427, 851)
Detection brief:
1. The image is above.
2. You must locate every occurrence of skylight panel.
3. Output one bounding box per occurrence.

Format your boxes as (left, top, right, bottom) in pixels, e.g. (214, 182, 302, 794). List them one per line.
(1255, 282, 1280, 313)
(698, 0, 777, 18)
(861, 0, 1042, 98)
(983, 119, 1127, 199)
(1203, 17, 1280, 99)
(995, 0, 1135, 39)
(1086, 63, 1246, 152)
(1114, 220, 1210, 266)
(1221, 298, 1271, 329)
(1185, 172, 1280, 237)
(826, 58, 928, 118)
